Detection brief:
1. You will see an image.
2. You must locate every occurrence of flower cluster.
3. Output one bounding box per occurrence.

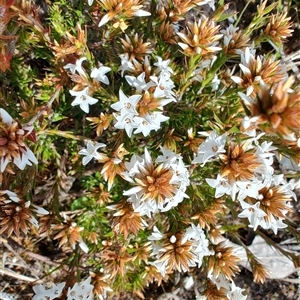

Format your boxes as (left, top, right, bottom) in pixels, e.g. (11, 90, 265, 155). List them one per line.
(0, 108, 37, 175)
(122, 147, 190, 216)
(111, 56, 176, 137)
(0, 190, 48, 237)
(64, 57, 111, 113)
(193, 130, 296, 234)
(148, 224, 212, 276)
(33, 276, 94, 300)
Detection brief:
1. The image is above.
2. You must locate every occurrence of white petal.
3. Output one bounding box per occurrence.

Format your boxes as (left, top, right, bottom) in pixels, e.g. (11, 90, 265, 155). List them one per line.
(0, 108, 13, 124)
(99, 14, 111, 27)
(80, 102, 90, 113)
(82, 155, 93, 165)
(133, 9, 151, 17)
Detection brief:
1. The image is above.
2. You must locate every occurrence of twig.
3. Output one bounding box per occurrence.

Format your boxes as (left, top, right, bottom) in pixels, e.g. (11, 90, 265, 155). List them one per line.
(1, 237, 59, 267)
(0, 237, 39, 278)
(0, 268, 42, 283)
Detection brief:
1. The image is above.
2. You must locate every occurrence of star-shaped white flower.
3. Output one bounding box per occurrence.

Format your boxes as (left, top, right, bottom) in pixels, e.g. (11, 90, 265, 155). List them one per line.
(111, 90, 141, 115)
(63, 57, 87, 77)
(118, 53, 135, 77)
(192, 130, 227, 166)
(206, 174, 232, 198)
(70, 87, 98, 113)
(91, 66, 111, 85)
(78, 141, 106, 165)
(67, 276, 94, 300)
(33, 282, 66, 300)
(154, 56, 174, 78)
(113, 112, 137, 138)
(125, 72, 155, 92)
(238, 201, 266, 231)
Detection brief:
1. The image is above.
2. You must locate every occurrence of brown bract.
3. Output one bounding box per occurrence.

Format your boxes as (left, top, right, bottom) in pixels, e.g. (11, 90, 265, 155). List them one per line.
(177, 18, 222, 58)
(205, 281, 228, 300)
(207, 241, 240, 281)
(120, 33, 152, 61)
(86, 113, 112, 136)
(0, 116, 34, 174)
(53, 220, 84, 250)
(264, 12, 293, 44)
(219, 142, 262, 182)
(137, 91, 161, 116)
(135, 162, 177, 204)
(143, 265, 169, 287)
(90, 271, 112, 297)
(98, 0, 149, 30)
(100, 244, 133, 279)
(222, 26, 250, 55)
(51, 24, 87, 63)
(159, 232, 196, 273)
(246, 77, 300, 138)
(109, 200, 145, 238)
(159, 21, 178, 45)
(253, 185, 293, 222)
(157, 0, 199, 22)
(192, 199, 225, 230)
(184, 128, 203, 154)
(0, 192, 34, 237)
(239, 55, 286, 95)
(101, 143, 128, 190)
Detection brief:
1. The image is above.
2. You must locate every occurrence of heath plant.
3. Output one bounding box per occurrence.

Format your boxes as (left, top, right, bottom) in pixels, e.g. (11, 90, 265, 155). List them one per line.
(0, 0, 299, 299)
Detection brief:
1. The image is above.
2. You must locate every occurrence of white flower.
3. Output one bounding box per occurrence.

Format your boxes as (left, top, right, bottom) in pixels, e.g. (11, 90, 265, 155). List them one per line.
(149, 224, 212, 276)
(12, 147, 38, 171)
(208, 273, 230, 290)
(91, 66, 111, 84)
(149, 260, 169, 277)
(118, 53, 135, 77)
(123, 147, 190, 216)
(33, 282, 66, 300)
(238, 201, 267, 230)
(150, 75, 176, 101)
(113, 112, 137, 138)
(146, 111, 169, 128)
(78, 140, 106, 165)
(133, 112, 168, 136)
(0, 109, 38, 172)
(88, 0, 94, 5)
(206, 174, 232, 198)
(64, 57, 87, 77)
(67, 277, 94, 300)
(154, 56, 174, 79)
(236, 180, 265, 201)
(156, 146, 181, 166)
(192, 130, 227, 166)
(227, 281, 247, 300)
(260, 215, 287, 235)
(125, 72, 155, 92)
(70, 87, 98, 113)
(133, 116, 159, 136)
(111, 90, 141, 116)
